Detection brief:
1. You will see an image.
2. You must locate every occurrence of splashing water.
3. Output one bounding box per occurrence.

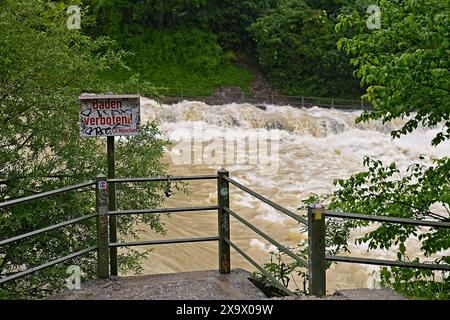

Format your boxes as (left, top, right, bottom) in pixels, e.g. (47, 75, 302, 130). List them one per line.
(126, 98, 449, 292)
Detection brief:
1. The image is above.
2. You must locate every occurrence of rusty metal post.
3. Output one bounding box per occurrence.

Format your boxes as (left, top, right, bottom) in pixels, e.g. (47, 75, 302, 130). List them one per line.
(96, 174, 110, 279)
(308, 204, 326, 296)
(218, 168, 231, 274)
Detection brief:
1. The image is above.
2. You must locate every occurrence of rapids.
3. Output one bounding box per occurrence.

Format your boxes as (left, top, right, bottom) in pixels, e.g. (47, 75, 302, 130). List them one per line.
(123, 98, 449, 292)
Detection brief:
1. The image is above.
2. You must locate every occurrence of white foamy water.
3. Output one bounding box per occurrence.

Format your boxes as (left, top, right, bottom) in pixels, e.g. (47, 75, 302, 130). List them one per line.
(126, 98, 449, 292)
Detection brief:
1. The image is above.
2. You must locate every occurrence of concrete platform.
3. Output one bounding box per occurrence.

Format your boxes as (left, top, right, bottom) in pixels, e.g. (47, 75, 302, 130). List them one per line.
(333, 288, 407, 300)
(47, 269, 267, 300)
(276, 288, 407, 300)
(47, 269, 407, 300)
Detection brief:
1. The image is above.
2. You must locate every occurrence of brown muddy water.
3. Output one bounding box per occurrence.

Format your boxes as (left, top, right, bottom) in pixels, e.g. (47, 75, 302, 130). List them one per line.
(120, 98, 449, 293)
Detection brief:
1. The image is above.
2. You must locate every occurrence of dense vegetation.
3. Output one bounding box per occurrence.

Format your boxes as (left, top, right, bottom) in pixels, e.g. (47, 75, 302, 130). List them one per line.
(80, 0, 365, 97)
(258, 0, 449, 300)
(0, 0, 172, 298)
(328, 0, 449, 299)
(1, 0, 448, 300)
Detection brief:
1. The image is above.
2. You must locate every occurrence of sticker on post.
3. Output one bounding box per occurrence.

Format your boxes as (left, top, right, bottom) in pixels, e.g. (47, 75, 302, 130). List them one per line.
(98, 181, 107, 190)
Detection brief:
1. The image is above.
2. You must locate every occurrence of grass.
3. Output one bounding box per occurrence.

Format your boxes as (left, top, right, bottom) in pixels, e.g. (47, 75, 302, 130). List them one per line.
(104, 63, 254, 97)
(102, 29, 254, 97)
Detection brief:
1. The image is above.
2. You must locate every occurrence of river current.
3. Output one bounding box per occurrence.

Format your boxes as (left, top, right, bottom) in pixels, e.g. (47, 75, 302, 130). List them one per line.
(123, 98, 449, 292)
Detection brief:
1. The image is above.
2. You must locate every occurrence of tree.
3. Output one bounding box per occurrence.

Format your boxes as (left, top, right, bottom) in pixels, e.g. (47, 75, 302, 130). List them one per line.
(336, 0, 449, 145)
(196, 0, 277, 53)
(257, 0, 449, 299)
(249, 0, 360, 97)
(0, 0, 171, 298)
(324, 0, 449, 299)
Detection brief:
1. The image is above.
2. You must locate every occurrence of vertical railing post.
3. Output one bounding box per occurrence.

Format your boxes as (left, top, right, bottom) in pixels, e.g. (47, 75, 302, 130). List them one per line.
(218, 168, 231, 274)
(107, 136, 118, 276)
(96, 174, 110, 279)
(308, 204, 326, 296)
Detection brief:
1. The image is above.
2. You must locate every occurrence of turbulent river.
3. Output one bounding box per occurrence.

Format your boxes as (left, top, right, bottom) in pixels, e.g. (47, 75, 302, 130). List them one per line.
(124, 98, 449, 292)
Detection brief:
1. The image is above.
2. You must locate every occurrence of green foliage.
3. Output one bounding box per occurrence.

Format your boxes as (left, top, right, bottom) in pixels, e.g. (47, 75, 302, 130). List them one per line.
(329, 156, 450, 257)
(253, 252, 306, 297)
(282, 157, 450, 297)
(249, 0, 361, 97)
(304, 0, 350, 16)
(88, 0, 207, 35)
(256, 0, 449, 299)
(196, 0, 277, 53)
(336, 0, 450, 145)
(88, 0, 274, 52)
(82, 0, 266, 96)
(306, 157, 450, 299)
(0, 0, 171, 298)
(323, 0, 450, 299)
(100, 29, 254, 96)
(252, 246, 308, 296)
(380, 266, 449, 300)
(85, 0, 362, 98)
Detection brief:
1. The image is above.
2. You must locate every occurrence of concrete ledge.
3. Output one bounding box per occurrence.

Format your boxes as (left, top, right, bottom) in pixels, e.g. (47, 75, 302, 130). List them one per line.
(47, 269, 267, 300)
(273, 288, 407, 300)
(332, 288, 407, 300)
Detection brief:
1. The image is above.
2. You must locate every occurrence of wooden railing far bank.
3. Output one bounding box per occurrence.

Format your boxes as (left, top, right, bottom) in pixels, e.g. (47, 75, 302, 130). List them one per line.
(1, 169, 449, 297)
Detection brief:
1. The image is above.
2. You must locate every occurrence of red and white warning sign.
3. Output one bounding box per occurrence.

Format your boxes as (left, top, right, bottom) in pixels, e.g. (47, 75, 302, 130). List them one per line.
(78, 94, 141, 137)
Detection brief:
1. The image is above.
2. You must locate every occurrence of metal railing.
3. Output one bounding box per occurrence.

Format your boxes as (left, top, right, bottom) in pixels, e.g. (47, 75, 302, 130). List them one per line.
(163, 93, 373, 110)
(218, 171, 309, 296)
(1, 169, 449, 299)
(0, 169, 308, 297)
(306, 205, 450, 296)
(0, 173, 221, 285)
(93, 173, 222, 278)
(102, 168, 310, 298)
(0, 181, 97, 285)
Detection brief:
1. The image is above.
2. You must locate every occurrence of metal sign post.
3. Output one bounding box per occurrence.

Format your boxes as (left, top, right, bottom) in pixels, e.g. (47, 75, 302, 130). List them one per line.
(107, 135, 117, 275)
(78, 94, 141, 276)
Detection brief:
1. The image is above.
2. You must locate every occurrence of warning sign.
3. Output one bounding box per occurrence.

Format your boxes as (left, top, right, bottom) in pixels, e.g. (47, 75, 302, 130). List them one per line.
(78, 94, 141, 137)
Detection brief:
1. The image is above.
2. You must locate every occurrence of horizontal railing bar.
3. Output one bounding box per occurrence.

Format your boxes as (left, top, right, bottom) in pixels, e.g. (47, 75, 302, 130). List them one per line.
(224, 177, 308, 226)
(109, 175, 218, 184)
(109, 206, 219, 216)
(225, 207, 308, 268)
(0, 181, 95, 209)
(110, 236, 219, 248)
(326, 255, 450, 271)
(225, 238, 294, 296)
(324, 211, 450, 228)
(0, 213, 97, 246)
(0, 246, 97, 285)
